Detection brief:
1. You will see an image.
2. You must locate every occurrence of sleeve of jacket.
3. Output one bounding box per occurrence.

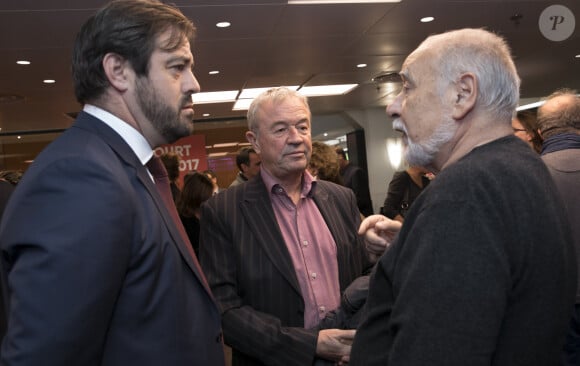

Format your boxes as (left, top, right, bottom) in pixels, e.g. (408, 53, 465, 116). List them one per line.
(0, 157, 133, 365)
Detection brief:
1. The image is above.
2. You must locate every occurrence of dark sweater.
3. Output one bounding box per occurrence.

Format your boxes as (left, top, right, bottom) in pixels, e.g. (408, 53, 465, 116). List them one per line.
(350, 136, 576, 366)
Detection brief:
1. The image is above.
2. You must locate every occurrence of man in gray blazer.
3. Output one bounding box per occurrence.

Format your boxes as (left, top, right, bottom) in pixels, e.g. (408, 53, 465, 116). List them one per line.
(200, 87, 372, 365)
(0, 1, 224, 365)
(537, 89, 580, 365)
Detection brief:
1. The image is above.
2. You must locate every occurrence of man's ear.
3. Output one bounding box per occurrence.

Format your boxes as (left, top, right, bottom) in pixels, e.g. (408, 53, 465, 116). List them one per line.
(452, 73, 477, 120)
(246, 130, 260, 153)
(102, 53, 131, 92)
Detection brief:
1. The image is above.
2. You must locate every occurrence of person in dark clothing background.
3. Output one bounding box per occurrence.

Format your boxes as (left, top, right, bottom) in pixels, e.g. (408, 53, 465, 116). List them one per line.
(536, 89, 580, 366)
(335, 147, 373, 217)
(177, 172, 214, 256)
(381, 165, 431, 222)
(160, 152, 181, 202)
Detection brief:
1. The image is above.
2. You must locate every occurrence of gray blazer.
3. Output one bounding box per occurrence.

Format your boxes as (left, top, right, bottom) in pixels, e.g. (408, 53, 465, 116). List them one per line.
(200, 174, 371, 366)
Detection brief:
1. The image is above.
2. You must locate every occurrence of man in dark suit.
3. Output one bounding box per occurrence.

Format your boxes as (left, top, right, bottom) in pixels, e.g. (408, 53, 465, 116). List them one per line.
(0, 1, 224, 365)
(199, 87, 372, 365)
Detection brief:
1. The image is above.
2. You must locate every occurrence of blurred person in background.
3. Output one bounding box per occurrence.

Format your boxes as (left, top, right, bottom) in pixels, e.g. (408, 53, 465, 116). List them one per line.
(229, 147, 261, 187)
(512, 110, 543, 153)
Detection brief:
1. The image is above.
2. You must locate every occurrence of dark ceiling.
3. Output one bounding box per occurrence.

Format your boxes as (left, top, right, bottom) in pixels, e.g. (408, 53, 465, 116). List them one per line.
(0, 0, 579, 150)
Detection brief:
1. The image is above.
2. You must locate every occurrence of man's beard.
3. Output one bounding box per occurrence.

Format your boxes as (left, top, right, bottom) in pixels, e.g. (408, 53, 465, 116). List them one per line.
(393, 117, 457, 167)
(136, 77, 194, 144)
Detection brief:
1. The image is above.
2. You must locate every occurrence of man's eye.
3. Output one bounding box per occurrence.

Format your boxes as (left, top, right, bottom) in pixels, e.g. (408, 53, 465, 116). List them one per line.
(172, 64, 186, 72)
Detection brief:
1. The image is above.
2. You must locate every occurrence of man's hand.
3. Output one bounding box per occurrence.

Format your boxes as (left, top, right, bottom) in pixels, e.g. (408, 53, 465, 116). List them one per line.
(316, 329, 356, 362)
(358, 214, 402, 262)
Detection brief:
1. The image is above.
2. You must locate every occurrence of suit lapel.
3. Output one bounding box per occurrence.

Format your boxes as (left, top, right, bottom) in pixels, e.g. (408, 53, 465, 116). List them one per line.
(312, 182, 352, 289)
(73, 113, 214, 297)
(240, 177, 302, 296)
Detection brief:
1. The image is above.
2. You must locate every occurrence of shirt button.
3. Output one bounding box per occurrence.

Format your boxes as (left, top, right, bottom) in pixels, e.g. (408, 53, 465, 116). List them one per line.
(319, 306, 326, 313)
(303, 240, 308, 247)
(311, 272, 317, 279)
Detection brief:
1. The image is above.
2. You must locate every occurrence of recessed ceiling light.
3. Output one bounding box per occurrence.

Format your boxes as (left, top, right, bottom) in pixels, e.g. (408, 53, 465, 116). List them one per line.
(420, 16, 434, 23)
(289, 0, 401, 3)
(575, 54, 580, 58)
(17, 136, 21, 139)
(209, 70, 220, 75)
(323, 133, 328, 137)
(298, 84, 358, 97)
(216, 21, 231, 28)
(516, 100, 545, 111)
(357, 63, 367, 68)
(233, 99, 254, 111)
(239, 86, 299, 99)
(192, 90, 238, 104)
(16, 60, 30, 65)
(203, 113, 210, 117)
(43, 79, 56, 84)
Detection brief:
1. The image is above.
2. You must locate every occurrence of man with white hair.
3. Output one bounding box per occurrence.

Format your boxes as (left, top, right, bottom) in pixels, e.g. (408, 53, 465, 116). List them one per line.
(350, 28, 576, 365)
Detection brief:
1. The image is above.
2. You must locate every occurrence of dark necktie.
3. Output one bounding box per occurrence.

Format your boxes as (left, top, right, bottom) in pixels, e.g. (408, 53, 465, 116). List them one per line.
(146, 156, 209, 287)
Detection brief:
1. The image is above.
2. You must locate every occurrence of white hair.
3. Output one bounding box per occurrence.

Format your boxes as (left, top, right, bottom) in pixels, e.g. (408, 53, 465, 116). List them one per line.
(418, 28, 520, 121)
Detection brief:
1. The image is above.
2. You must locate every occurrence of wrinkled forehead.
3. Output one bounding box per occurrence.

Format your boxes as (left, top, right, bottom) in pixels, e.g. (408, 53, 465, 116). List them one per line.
(400, 47, 433, 81)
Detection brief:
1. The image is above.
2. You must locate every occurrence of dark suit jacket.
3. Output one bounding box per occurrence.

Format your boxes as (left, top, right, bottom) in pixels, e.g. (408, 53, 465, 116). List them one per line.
(340, 164, 373, 217)
(199, 174, 371, 366)
(0, 112, 224, 365)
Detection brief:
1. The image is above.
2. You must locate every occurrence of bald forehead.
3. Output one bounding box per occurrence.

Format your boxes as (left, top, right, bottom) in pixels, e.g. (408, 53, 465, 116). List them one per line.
(542, 95, 577, 113)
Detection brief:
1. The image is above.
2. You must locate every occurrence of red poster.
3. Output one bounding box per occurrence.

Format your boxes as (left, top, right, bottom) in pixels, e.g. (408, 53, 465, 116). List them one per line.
(153, 134, 207, 186)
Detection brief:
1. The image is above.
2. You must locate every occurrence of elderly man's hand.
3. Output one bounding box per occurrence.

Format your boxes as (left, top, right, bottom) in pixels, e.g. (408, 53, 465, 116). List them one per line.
(358, 214, 402, 262)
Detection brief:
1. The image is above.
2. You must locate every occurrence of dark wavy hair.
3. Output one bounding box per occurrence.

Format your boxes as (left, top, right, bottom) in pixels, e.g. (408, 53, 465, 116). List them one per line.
(177, 172, 213, 218)
(72, 0, 195, 104)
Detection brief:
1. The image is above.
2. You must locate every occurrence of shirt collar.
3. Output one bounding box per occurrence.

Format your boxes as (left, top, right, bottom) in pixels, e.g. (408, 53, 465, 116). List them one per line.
(260, 167, 317, 197)
(83, 104, 153, 165)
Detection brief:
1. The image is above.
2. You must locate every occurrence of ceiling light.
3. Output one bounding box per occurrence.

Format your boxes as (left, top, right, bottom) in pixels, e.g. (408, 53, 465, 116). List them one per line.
(239, 86, 299, 99)
(213, 142, 239, 148)
(420, 16, 434, 23)
(208, 152, 229, 157)
(324, 139, 340, 145)
(298, 84, 358, 97)
(324, 133, 328, 137)
(516, 101, 545, 111)
(575, 54, 580, 58)
(43, 79, 56, 84)
(16, 60, 30, 65)
(192, 90, 238, 104)
(289, 0, 401, 3)
(209, 70, 220, 75)
(357, 63, 367, 68)
(216, 22, 231, 28)
(233, 99, 254, 111)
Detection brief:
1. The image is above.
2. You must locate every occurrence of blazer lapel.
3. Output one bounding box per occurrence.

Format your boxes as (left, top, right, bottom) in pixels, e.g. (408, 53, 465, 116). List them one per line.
(240, 177, 302, 296)
(73, 113, 213, 297)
